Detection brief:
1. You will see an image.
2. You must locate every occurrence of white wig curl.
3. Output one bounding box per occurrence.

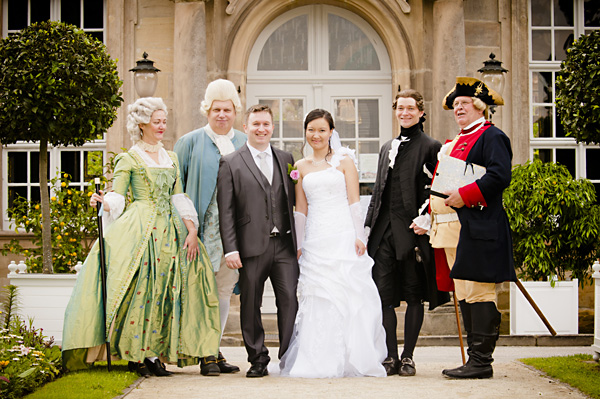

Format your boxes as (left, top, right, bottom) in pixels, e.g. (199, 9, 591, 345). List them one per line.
(200, 79, 242, 116)
(126, 97, 168, 143)
(472, 97, 487, 112)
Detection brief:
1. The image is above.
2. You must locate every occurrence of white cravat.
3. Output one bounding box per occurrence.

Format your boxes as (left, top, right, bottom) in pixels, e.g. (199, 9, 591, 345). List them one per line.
(257, 152, 272, 185)
(204, 124, 236, 156)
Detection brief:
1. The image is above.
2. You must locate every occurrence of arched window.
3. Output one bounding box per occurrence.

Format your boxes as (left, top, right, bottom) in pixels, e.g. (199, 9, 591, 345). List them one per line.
(247, 5, 392, 190)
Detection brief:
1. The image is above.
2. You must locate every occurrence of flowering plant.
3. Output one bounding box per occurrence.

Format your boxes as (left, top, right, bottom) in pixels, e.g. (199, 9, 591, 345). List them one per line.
(0, 285, 62, 398)
(287, 164, 299, 184)
(1, 172, 103, 273)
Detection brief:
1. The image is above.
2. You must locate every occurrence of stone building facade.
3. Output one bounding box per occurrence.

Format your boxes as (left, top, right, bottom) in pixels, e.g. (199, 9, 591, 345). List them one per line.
(0, 0, 598, 333)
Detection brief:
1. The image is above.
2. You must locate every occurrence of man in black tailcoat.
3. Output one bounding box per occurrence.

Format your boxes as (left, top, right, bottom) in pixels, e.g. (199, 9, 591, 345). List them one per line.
(365, 89, 449, 377)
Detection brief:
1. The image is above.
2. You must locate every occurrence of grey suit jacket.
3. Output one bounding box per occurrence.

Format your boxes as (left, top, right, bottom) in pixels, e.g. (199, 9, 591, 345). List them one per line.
(217, 143, 296, 258)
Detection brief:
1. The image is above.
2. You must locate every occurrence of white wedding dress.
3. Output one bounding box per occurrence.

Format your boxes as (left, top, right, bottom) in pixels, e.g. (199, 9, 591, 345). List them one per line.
(278, 150, 387, 378)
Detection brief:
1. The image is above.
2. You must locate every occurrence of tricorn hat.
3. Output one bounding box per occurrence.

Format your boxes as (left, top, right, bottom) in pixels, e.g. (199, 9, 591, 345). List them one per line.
(442, 77, 504, 110)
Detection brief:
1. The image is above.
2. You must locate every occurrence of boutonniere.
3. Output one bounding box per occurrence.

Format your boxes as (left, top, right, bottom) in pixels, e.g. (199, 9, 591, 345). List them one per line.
(287, 163, 299, 184)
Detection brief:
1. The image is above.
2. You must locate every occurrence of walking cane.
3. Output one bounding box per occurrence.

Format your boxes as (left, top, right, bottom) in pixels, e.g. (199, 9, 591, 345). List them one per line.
(515, 279, 556, 336)
(95, 178, 112, 371)
(452, 292, 466, 365)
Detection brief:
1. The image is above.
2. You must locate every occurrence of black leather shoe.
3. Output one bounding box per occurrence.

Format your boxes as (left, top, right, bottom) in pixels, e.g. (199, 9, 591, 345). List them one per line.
(129, 361, 152, 378)
(200, 356, 221, 376)
(398, 357, 416, 376)
(217, 352, 240, 373)
(157, 359, 174, 376)
(442, 362, 493, 379)
(246, 363, 269, 378)
(382, 357, 399, 376)
(144, 358, 172, 377)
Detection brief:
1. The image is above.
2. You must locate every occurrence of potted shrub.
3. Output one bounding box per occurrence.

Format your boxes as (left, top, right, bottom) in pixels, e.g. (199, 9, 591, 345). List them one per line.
(0, 20, 123, 274)
(503, 159, 600, 334)
(0, 21, 122, 344)
(2, 172, 105, 344)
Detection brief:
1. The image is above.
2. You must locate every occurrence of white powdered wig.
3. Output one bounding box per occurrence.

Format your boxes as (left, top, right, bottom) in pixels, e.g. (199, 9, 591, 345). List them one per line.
(126, 97, 168, 143)
(200, 79, 242, 116)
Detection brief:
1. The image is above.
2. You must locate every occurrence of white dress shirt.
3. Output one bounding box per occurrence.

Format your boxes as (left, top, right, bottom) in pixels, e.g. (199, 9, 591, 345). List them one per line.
(246, 142, 273, 183)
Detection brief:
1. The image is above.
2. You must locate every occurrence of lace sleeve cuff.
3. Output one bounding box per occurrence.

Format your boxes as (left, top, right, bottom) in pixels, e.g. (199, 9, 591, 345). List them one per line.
(172, 193, 200, 230)
(412, 214, 431, 235)
(103, 192, 125, 228)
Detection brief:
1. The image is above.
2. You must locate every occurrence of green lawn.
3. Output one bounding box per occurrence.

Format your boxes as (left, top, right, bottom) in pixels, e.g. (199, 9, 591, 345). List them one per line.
(520, 354, 600, 399)
(25, 361, 139, 399)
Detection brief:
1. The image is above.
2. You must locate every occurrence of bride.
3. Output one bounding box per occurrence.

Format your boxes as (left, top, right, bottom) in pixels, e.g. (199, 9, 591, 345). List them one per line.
(278, 109, 387, 378)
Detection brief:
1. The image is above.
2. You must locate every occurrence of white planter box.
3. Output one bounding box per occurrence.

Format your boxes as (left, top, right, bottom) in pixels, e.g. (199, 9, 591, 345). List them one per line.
(8, 273, 77, 345)
(592, 262, 600, 361)
(510, 279, 578, 335)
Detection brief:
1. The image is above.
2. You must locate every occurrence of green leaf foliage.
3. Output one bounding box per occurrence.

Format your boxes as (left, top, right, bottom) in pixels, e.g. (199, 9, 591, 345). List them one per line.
(503, 159, 600, 285)
(556, 30, 600, 144)
(0, 172, 103, 273)
(0, 21, 123, 146)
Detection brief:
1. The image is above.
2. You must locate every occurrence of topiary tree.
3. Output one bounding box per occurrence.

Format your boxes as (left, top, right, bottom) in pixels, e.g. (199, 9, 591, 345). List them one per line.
(503, 159, 600, 286)
(0, 21, 123, 273)
(556, 29, 600, 144)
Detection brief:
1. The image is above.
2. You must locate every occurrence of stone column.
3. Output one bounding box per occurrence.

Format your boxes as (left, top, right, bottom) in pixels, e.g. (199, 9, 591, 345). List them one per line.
(431, 0, 467, 142)
(173, 1, 208, 141)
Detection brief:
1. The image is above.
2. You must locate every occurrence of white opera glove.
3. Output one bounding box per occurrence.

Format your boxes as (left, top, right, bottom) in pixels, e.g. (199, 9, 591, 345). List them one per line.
(294, 211, 306, 251)
(349, 202, 367, 246)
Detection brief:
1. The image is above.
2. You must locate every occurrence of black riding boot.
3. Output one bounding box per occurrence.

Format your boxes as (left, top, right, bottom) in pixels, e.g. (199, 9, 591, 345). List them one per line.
(443, 301, 501, 379)
(458, 299, 473, 358)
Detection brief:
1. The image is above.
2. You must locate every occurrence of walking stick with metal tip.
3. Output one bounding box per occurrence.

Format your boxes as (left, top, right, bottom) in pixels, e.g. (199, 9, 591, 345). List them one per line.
(95, 178, 112, 371)
(452, 292, 466, 364)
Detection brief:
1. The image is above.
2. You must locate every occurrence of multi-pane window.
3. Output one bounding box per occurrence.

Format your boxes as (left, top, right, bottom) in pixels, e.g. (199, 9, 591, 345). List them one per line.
(4, 146, 105, 210)
(1, 0, 106, 220)
(258, 98, 305, 161)
(528, 0, 600, 199)
(4, 0, 105, 41)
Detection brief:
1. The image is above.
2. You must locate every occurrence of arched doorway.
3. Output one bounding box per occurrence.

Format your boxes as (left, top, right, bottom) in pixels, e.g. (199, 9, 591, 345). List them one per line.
(246, 5, 392, 190)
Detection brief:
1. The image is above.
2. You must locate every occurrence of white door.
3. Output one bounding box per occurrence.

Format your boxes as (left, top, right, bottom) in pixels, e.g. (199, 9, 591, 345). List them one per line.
(247, 5, 393, 187)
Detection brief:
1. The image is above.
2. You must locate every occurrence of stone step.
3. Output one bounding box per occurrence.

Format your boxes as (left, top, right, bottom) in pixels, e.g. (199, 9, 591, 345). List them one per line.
(221, 333, 594, 348)
(223, 302, 471, 338)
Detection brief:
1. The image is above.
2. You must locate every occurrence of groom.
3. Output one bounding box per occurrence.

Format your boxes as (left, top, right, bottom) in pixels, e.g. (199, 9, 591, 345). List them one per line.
(217, 104, 298, 378)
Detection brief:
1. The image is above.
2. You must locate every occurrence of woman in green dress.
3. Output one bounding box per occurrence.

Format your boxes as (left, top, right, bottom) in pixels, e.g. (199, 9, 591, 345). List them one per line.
(62, 97, 220, 377)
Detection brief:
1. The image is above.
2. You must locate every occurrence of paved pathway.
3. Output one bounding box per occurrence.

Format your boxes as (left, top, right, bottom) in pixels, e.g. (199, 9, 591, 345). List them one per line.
(121, 346, 593, 398)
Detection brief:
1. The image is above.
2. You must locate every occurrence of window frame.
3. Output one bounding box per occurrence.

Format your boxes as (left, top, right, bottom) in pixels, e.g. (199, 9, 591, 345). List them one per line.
(2, 142, 107, 226)
(528, 0, 600, 196)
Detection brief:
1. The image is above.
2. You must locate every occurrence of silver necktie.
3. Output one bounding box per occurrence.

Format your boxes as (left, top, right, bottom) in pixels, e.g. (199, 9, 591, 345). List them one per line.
(257, 152, 272, 184)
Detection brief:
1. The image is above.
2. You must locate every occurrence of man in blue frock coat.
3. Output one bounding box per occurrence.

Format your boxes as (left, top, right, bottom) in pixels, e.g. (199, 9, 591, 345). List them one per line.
(174, 79, 247, 376)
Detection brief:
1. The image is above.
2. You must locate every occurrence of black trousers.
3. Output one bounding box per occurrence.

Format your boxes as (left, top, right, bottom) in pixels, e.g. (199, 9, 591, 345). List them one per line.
(372, 227, 425, 307)
(238, 234, 299, 365)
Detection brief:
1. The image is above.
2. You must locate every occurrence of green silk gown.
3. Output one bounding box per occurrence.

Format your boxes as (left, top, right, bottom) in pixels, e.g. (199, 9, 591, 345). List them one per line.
(62, 149, 220, 370)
